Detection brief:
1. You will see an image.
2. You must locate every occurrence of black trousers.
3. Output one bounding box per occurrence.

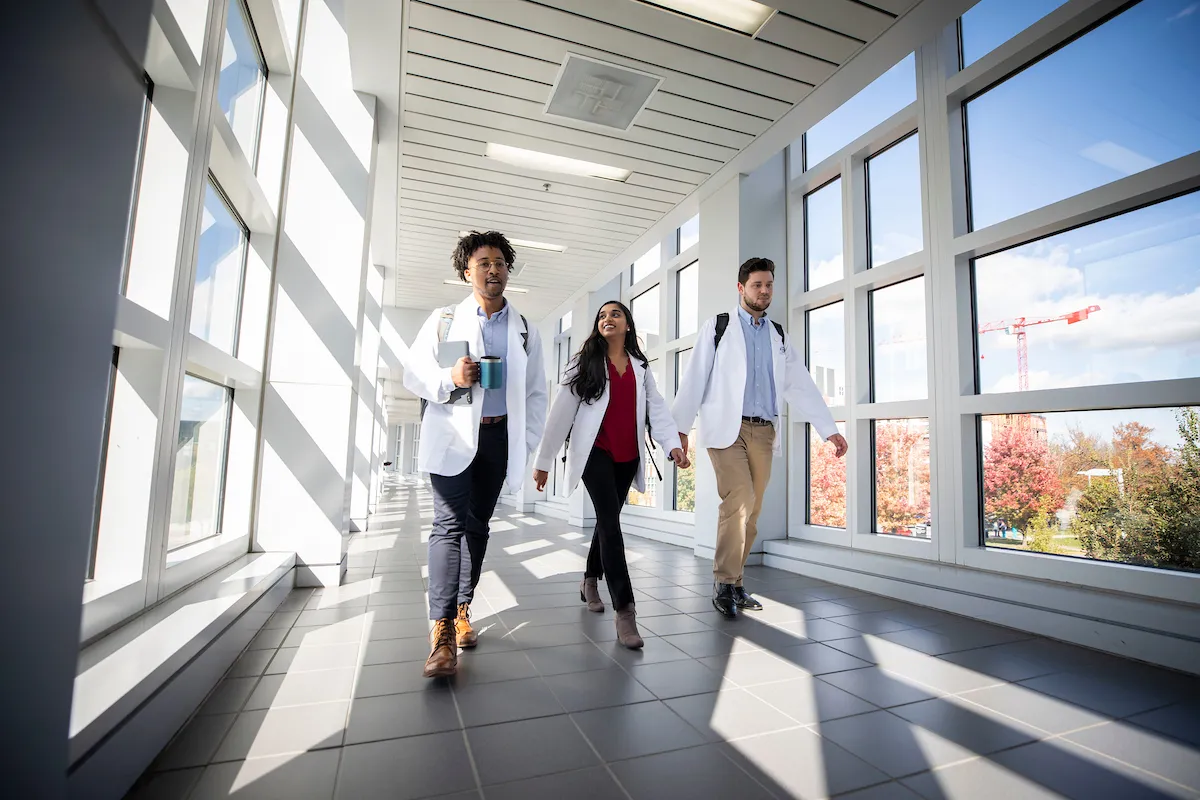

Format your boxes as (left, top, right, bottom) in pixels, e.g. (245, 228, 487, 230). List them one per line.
(427, 421, 508, 620)
(582, 446, 639, 611)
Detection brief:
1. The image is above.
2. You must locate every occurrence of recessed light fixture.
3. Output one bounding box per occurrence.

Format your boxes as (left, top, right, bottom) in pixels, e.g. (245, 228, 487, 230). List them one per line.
(484, 143, 632, 182)
(443, 279, 529, 294)
(459, 232, 567, 254)
(637, 0, 776, 37)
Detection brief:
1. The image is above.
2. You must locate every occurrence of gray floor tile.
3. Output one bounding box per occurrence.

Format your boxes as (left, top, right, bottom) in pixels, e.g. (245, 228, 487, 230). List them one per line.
(244, 667, 356, 710)
(748, 675, 879, 724)
(838, 781, 924, 799)
(889, 695, 1043, 754)
(627, 659, 732, 699)
(126, 768, 203, 800)
(467, 714, 599, 785)
(153, 713, 237, 771)
(821, 667, 944, 708)
(453, 676, 564, 728)
(666, 688, 801, 742)
(354, 663, 447, 698)
(937, 641, 1070, 683)
(796, 600, 859, 618)
(362, 636, 434, 666)
(525, 642, 618, 677)
(611, 744, 775, 800)
(296, 608, 372, 627)
(638, 614, 716, 637)
(662, 595, 717, 614)
(264, 611, 302, 630)
(902, 759, 1066, 799)
(542, 667, 656, 712)
(595, 636, 693, 668)
(227, 649, 275, 679)
(267, 643, 361, 674)
(481, 766, 625, 800)
(335, 730, 476, 800)
(198, 677, 260, 716)
(212, 701, 349, 761)
(572, 701, 707, 762)
(774, 642, 874, 676)
(1019, 671, 1186, 719)
(450, 650, 539, 687)
(344, 688, 460, 745)
(1065, 721, 1200, 791)
(700, 650, 813, 687)
(508, 622, 594, 649)
(363, 616, 432, 641)
(773, 617, 866, 643)
(817, 710, 982, 779)
(284, 620, 366, 648)
(833, 612, 921, 634)
(191, 751, 341, 800)
(721, 726, 891, 798)
(658, 630, 748, 659)
(958, 683, 1110, 734)
(248, 627, 290, 651)
(990, 739, 1192, 799)
(1127, 702, 1200, 748)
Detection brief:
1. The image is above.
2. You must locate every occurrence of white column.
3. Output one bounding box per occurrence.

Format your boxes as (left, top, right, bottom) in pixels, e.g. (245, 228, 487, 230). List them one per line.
(255, 0, 379, 586)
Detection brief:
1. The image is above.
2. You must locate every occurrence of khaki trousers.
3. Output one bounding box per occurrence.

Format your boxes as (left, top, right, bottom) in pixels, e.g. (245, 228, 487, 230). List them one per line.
(708, 420, 774, 586)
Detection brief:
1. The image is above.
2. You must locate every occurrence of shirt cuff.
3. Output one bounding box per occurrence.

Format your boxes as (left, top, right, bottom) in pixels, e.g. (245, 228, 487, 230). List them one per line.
(437, 370, 456, 403)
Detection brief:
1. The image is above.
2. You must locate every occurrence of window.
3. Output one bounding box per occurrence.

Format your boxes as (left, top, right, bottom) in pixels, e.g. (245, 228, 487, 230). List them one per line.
(557, 336, 573, 381)
(867, 134, 923, 268)
(119, 80, 153, 295)
(629, 360, 662, 507)
(981, 406, 1198, 574)
(807, 302, 845, 406)
(410, 424, 421, 474)
(804, 178, 843, 291)
(631, 285, 661, 352)
(678, 214, 700, 253)
(975, 191, 1200, 394)
(677, 262, 698, 338)
(799, 53, 916, 174)
(871, 278, 928, 402)
(674, 348, 697, 511)
(960, 0, 1070, 67)
(809, 422, 847, 528)
(874, 418, 931, 538)
(631, 244, 661, 285)
(168, 376, 233, 552)
(559, 310, 573, 334)
(218, 0, 267, 163)
(965, 0, 1200, 230)
(191, 180, 249, 355)
(88, 348, 121, 579)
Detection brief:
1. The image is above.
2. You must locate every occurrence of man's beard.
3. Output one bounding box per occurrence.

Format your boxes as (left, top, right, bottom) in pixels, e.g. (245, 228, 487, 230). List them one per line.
(743, 296, 771, 313)
(480, 280, 505, 298)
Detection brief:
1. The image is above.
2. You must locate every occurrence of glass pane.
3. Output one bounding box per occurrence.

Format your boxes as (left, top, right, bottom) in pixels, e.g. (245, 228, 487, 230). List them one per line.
(673, 348, 696, 512)
(677, 262, 699, 338)
(960, 0, 1070, 67)
(218, 0, 266, 162)
(631, 285, 661, 352)
(975, 191, 1200, 394)
(867, 134, 924, 268)
(169, 376, 232, 551)
(679, 214, 700, 252)
(560, 310, 573, 333)
(807, 302, 845, 405)
(629, 360, 661, 507)
(871, 278, 928, 402)
(965, 0, 1200, 230)
(809, 421, 847, 528)
(804, 178, 844, 291)
(191, 182, 247, 354)
(802, 53, 916, 173)
(982, 406, 1199, 574)
(874, 418, 931, 538)
(631, 243, 661, 284)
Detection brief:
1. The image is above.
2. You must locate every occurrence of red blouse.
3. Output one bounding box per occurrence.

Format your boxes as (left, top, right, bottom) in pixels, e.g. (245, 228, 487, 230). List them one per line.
(594, 359, 638, 463)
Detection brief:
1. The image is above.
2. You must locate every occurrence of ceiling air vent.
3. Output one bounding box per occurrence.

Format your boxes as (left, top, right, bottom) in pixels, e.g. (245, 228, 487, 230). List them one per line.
(544, 54, 663, 132)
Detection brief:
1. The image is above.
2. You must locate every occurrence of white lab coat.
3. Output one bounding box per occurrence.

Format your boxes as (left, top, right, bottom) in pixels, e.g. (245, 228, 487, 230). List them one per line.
(535, 357, 682, 495)
(402, 295, 548, 492)
(672, 306, 838, 454)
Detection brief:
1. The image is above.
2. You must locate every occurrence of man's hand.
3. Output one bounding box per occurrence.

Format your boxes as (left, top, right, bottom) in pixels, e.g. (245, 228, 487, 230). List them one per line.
(452, 357, 479, 388)
(669, 448, 690, 469)
(678, 432, 689, 454)
(533, 469, 549, 492)
(828, 433, 848, 458)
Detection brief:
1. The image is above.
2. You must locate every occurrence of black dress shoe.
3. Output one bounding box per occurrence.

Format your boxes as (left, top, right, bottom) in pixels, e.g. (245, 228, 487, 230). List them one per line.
(712, 583, 738, 619)
(733, 587, 763, 611)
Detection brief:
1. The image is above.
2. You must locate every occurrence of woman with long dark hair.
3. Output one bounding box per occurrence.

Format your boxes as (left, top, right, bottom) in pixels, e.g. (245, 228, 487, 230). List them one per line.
(534, 301, 689, 647)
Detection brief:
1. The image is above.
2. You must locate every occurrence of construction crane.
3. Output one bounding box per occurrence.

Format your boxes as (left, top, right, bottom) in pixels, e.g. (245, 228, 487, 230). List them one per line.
(978, 305, 1100, 391)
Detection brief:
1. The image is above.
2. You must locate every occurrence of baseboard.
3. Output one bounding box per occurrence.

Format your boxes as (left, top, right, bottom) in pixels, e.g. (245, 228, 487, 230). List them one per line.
(295, 558, 347, 588)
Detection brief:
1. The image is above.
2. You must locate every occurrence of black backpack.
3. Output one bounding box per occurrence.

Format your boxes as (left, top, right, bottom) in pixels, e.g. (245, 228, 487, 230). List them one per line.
(419, 306, 529, 419)
(713, 312, 785, 349)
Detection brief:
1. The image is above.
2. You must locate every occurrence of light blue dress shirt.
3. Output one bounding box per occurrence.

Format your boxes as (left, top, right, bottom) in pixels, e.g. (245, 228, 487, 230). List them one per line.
(739, 306, 777, 419)
(479, 302, 509, 417)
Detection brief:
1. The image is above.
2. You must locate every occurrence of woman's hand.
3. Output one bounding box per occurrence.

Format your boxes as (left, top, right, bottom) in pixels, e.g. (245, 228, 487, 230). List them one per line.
(533, 469, 549, 492)
(669, 448, 690, 469)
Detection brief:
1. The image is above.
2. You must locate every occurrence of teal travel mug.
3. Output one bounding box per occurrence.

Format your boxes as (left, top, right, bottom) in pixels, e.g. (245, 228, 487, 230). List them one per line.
(479, 356, 503, 390)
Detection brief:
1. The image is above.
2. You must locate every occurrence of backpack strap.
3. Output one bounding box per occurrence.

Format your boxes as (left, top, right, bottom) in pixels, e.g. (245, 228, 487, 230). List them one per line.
(771, 319, 785, 342)
(519, 313, 530, 354)
(420, 306, 459, 420)
(713, 312, 730, 350)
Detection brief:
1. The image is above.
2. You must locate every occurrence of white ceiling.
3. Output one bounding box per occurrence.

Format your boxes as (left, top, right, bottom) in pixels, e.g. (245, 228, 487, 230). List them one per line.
(381, 0, 920, 319)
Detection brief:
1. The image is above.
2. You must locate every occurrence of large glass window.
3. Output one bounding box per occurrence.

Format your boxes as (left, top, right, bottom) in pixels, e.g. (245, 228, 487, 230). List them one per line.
(965, 0, 1200, 230)
(804, 178, 844, 291)
(870, 278, 928, 403)
(191, 180, 249, 354)
(874, 418, 931, 538)
(982, 407, 1199, 574)
(631, 244, 661, 285)
(168, 376, 233, 552)
(809, 422, 848, 528)
(975, 191, 1200, 394)
(677, 262, 698, 338)
(632, 285, 661, 352)
(867, 134, 924, 268)
(807, 302, 845, 406)
(678, 214, 700, 253)
(218, 0, 267, 163)
(801, 53, 917, 173)
(674, 348, 697, 512)
(629, 360, 662, 508)
(960, 0, 1070, 67)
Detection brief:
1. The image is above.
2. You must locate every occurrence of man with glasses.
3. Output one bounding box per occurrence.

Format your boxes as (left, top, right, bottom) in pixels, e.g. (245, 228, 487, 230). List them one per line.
(403, 231, 548, 678)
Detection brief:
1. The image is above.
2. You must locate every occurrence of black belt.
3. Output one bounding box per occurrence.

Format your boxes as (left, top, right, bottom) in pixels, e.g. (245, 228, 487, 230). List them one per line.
(481, 415, 507, 426)
(742, 416, 773, 426)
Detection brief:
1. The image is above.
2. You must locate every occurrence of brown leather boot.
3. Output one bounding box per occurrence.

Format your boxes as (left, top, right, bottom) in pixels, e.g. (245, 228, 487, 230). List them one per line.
(423, 618, 457, 678)
(614, 605, 644, 649)
(580, 577, 604, 612)
(455, 603, 478, 648)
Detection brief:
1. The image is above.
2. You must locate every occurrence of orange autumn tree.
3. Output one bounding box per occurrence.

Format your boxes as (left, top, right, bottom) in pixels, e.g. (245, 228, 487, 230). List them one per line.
(983, 422, 1064, 532)
(875, 420, 930, 533)
(810, 428, 846, 527)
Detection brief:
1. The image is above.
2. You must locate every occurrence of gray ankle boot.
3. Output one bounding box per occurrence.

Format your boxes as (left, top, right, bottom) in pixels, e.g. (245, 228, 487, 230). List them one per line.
(614, 606, 644, 649)
(580, 577, 604, 612)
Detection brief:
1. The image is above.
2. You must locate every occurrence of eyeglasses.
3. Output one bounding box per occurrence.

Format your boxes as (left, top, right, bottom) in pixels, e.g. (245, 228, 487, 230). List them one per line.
(471, 260, 510, 271)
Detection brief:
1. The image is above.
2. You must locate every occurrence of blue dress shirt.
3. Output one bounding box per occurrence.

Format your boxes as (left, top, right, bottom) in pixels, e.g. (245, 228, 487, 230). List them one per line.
(739, 306, 777, 419)
(479, 302, 509, 417)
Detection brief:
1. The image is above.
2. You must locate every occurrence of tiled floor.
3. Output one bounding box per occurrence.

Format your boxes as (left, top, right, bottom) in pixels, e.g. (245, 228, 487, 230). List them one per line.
(129, 475, 1200, 799)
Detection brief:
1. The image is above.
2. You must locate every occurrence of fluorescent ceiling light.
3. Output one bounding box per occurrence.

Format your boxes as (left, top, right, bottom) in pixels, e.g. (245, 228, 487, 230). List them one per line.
(484, 143, 632, 182)
(638, 0, 776, 36)
(459, 232, 567, 253)
(443, 279, 529, 294)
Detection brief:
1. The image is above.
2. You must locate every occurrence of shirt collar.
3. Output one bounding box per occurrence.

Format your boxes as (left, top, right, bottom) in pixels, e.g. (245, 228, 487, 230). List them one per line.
(738, 305, 768, 328)
(476, 298, 509, 320)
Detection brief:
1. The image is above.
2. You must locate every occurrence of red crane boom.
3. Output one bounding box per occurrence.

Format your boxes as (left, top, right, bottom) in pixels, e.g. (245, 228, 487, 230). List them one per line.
(977, 305, 1100, 390)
